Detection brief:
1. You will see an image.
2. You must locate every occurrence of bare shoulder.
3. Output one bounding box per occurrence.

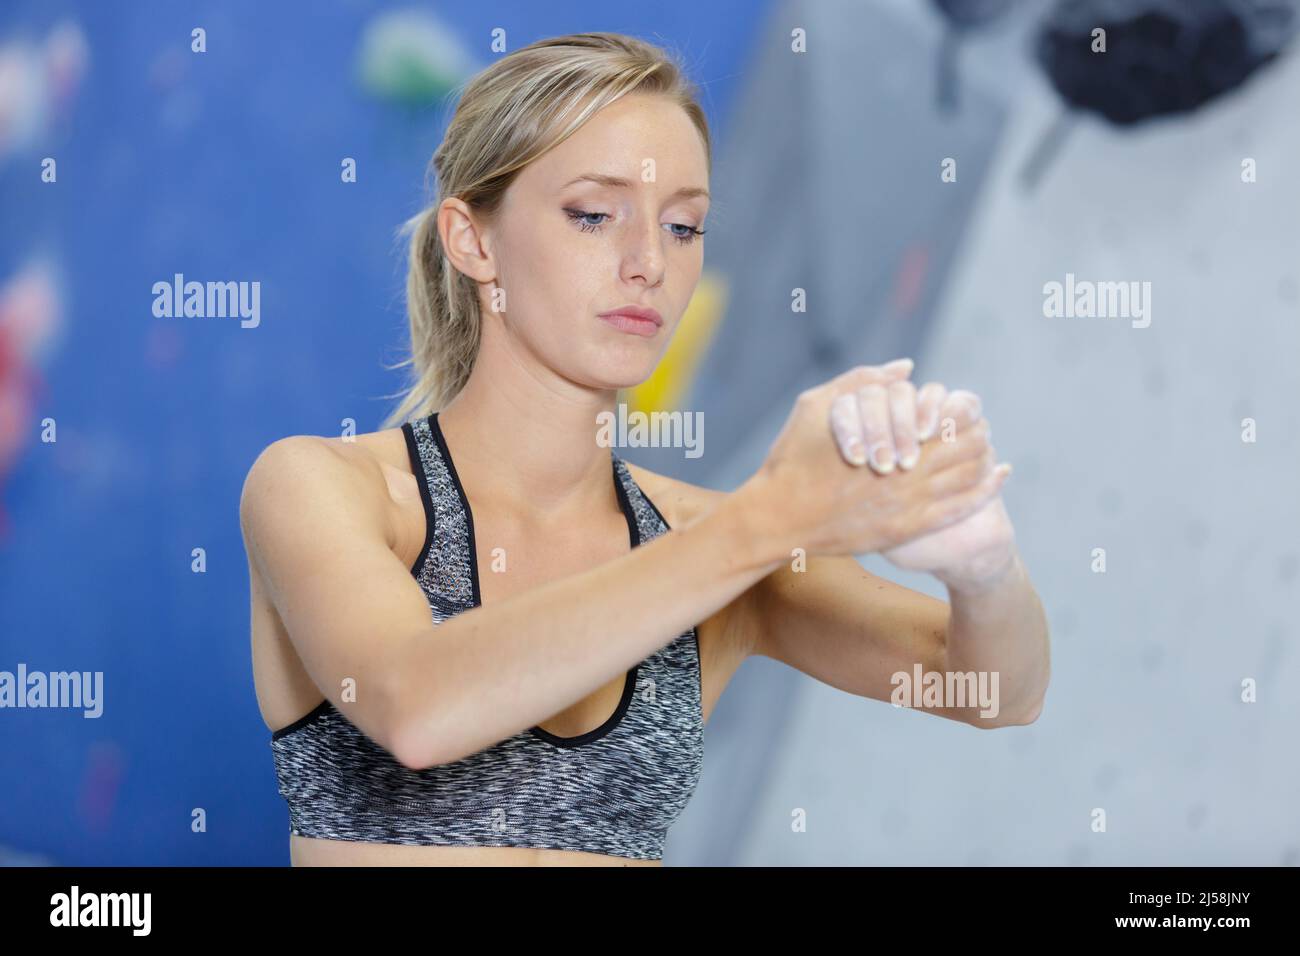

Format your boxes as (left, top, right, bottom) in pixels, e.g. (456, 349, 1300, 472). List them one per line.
(239, 431, 405, 565)
(619, 460, 729, 530)
(241, 434, 368, 516)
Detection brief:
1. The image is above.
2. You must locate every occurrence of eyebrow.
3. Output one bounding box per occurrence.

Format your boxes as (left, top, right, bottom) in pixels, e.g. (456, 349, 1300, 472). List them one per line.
(560, 172, 709, 201)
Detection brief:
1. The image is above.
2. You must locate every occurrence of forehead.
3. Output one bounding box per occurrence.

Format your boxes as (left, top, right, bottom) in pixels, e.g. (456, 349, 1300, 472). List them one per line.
(521, 93, 709, 191)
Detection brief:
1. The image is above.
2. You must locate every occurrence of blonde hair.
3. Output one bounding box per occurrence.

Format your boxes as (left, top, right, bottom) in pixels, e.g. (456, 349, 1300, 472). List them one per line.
(378, 32, 712, 429)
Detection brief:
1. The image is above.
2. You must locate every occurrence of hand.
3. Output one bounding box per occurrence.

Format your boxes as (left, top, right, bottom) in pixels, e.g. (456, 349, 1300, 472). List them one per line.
(873, 391, 1017, 589)
(827, 366, 968, 475)
(883, 489, 1018, 592)
(743, 362, 1007, 559)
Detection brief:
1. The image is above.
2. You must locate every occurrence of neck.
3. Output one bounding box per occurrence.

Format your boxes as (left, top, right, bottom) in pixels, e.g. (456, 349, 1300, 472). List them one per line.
(434, 333, 622, 518)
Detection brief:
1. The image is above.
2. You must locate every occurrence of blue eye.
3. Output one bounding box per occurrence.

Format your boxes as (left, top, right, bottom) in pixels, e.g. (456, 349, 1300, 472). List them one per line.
(666, 222, 706, 245)
(563, 208, 706, 246)
(565, 209, 610, 232)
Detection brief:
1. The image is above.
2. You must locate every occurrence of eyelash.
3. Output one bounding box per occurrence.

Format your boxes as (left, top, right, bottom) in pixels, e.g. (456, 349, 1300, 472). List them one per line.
(564, 208, 706, 245)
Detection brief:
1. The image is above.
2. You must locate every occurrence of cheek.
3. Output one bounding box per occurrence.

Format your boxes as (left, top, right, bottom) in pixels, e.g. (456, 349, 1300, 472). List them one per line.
(504, 252, 605, 346)
(539, 251, 605, 316)
(502, 234, 573, 311)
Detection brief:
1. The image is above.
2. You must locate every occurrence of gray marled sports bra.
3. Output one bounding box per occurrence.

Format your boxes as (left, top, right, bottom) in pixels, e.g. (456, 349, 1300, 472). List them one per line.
(269, 411, 704, 861)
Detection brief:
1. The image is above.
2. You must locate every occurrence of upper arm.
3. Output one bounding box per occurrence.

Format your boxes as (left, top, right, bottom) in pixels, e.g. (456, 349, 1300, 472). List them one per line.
(239, 435, 434, 757)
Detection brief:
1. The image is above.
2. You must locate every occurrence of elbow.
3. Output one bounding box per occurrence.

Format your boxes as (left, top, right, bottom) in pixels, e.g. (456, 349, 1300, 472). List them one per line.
(1012, 693, 1045, 726)
(389, 721, 437, 772)
(981, 690, 1046, 730)
(388, 708, 450, 772)
(384, 670, 465, 771)
(1014, 664, 1052, 726)
(384, 678, 441, 771)
(393, 724, 475, 773)
(381, 623, 487, 770)
(984, 656, 1051, 729)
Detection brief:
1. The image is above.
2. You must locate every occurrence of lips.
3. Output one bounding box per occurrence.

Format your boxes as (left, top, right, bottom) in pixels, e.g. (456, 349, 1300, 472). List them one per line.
(598, 305, 663, 326)
(597, 305, 663, 338)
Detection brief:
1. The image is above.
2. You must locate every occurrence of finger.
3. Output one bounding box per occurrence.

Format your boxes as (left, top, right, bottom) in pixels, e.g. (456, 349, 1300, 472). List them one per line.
(913, 417, 991, 473)
(878, 357, 914, 382)
(916, 382, 947, 441)
(857, 383, 895, 474)
(823, 358, 914, 397)
(925, 444, 997, 498)
(918, 460, 1010, 532)
(934, 389, 982, 443)
(889, 380, 920, 470)
(829, 392, 868, 465)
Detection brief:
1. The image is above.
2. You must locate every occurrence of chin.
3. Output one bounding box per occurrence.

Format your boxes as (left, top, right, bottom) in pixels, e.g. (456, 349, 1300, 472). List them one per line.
(569, 345, 662, 392)
(577, 368, 655, 394)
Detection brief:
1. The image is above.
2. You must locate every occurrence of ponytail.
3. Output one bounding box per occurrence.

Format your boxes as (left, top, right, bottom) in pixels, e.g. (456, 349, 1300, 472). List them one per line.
(378, 201, 483, 429)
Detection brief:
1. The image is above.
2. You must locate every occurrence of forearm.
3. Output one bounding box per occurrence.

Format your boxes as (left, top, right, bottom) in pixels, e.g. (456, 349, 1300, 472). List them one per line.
(941, 550, 1051, 727)
(389, 482, 786, 769)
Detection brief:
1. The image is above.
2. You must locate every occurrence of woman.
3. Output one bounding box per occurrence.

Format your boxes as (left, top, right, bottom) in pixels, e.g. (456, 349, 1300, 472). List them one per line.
(240, 32, 1050, 866)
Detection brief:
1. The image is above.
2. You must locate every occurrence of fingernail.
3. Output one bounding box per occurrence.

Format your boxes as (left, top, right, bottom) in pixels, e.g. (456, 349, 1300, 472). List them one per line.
(846, 440, 867, 465)
(899, 452, 918, 470)
(886, 357, 913, 370)
(997, 463, 1012, 480)
(870, 443, 895, 472)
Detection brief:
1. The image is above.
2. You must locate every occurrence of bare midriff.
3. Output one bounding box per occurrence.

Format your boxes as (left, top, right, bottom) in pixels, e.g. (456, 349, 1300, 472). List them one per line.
(289, 834, 661, 867)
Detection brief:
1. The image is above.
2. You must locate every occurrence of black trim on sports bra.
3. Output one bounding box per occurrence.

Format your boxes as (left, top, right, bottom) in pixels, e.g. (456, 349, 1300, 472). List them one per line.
(401, 418, 438, 576)
(427, 411, 481, 605)
(428, 411, 640, 749)
(270, 697, 332, 742)
(617, 460, 705, 713)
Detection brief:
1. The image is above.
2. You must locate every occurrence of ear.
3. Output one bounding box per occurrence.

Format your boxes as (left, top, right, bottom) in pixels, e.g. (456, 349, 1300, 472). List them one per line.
(437, 197, 497, 284)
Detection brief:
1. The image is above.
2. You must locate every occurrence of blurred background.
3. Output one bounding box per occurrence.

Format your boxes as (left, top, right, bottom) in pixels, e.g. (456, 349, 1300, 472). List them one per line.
(1, 0, 1296, 866)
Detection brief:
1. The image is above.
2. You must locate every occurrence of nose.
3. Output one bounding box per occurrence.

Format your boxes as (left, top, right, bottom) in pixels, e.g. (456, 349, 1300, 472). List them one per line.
(619, 210, 667, 288)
